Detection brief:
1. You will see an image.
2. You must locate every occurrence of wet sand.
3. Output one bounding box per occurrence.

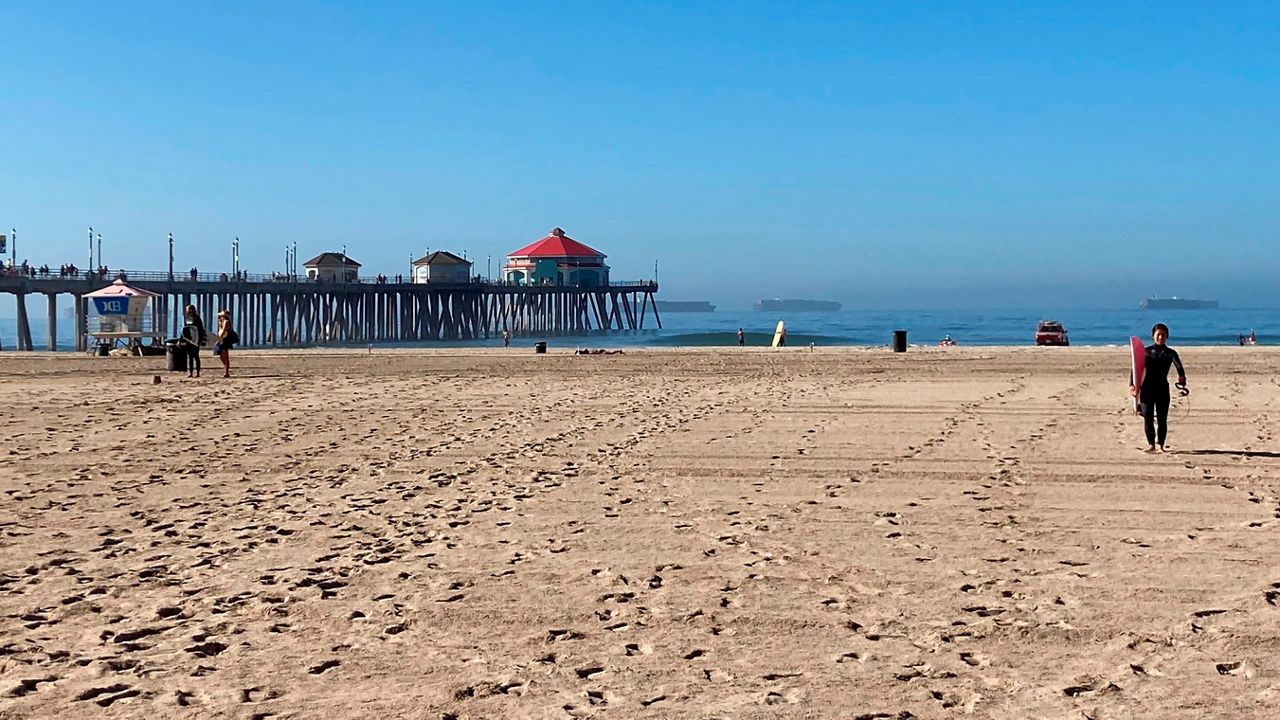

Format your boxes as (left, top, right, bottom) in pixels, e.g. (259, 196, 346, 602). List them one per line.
(1, 346, 1277, 719)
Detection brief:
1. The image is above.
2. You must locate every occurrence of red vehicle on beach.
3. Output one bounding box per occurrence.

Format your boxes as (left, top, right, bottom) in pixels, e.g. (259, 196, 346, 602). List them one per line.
(1035, 320, 1069, 346)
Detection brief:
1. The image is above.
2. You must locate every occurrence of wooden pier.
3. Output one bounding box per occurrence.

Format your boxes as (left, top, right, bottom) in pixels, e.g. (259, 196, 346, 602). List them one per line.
(0, 271, 661, 351)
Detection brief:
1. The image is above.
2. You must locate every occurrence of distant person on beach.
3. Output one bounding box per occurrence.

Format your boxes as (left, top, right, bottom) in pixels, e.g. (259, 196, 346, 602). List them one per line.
(215, 309, 237, 378)
(181, 304, 207, 377)
(502, 329, 511, 348)
(1129, 322, 1187, 453)
(778, 326, 787, 346)
(737, 328, 745, 346)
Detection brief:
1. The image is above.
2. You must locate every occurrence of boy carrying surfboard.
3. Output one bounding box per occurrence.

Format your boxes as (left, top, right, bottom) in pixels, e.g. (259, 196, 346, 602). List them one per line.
(1129, 322, 1188, 453)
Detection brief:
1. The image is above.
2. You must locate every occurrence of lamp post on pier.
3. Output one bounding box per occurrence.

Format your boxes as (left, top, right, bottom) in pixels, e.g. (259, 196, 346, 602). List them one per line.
(168, 233, 174, 281)
(88, 226, 94, 271)
(232, 237, 240, 278)
(9, 228, 14, 268)
(97, 233, 102, 271)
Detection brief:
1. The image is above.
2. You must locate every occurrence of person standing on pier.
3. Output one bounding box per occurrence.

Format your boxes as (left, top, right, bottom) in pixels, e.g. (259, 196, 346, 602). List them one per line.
(181, 305, 207, 378)
(215, 309, 237, 378)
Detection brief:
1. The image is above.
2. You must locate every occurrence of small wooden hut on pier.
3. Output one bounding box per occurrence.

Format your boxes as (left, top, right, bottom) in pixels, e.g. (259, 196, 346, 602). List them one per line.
(412, 251, 472, 284)
(304, 253, 361, 282)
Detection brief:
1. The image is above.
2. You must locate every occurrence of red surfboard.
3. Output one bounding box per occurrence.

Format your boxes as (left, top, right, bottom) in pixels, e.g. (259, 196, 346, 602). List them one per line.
(1129, 336, 1146, 413)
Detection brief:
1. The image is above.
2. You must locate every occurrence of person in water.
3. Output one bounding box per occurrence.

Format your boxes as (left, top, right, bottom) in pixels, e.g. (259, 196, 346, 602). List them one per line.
(1130, 322, 1187, 453)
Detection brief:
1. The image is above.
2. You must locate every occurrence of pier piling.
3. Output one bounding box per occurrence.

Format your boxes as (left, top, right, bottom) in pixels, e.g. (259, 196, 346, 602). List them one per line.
(46, 293, 57, 351)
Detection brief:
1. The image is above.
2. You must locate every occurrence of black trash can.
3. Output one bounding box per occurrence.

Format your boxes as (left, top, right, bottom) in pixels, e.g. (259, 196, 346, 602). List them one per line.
(95, 342, 111, 357)
(534, 341, 547, 354)
(892, 329, 908, 353)
(165, 339, 187, 371)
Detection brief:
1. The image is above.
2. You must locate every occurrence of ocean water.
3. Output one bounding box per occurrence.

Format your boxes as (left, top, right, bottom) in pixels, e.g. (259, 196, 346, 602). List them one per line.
(2, 308, 1274, 351)
(639, 308, 1277, 348)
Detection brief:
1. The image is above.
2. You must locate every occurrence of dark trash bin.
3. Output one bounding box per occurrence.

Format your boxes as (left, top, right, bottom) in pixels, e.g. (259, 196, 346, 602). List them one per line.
(95, 342, 111, 357)
(534, 341, 547, 354)
(165, 339, 187, 371)
(892, 330, 908, 353)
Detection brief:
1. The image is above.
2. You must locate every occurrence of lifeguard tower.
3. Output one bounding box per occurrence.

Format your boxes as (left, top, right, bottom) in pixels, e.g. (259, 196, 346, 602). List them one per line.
(84, 279, 166, 353)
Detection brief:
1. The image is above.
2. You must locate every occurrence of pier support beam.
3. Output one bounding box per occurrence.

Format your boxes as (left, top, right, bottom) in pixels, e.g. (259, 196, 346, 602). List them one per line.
(46, 293, 57, 351)
(14, 293, 33, 351)
(74, 294, 86, 352)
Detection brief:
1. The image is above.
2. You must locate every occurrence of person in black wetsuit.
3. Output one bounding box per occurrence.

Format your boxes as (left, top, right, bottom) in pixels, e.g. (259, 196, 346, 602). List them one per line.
(1129, 322, 1187, 453)
(181, 304, 207, 377)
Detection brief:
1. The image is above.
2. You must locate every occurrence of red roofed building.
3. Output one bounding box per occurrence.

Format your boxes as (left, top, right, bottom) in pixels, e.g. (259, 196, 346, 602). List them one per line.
(503, 227, 610, 287)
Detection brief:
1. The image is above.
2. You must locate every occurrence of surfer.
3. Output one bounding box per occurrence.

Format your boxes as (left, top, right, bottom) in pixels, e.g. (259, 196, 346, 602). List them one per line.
(1129, 322, 1187, 453)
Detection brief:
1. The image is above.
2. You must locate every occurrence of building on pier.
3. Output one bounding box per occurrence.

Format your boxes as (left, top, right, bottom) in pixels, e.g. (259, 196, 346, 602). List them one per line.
(412, 251, 472, 284)
(503, 228, 609, 287)
(303, 252, 361, 282)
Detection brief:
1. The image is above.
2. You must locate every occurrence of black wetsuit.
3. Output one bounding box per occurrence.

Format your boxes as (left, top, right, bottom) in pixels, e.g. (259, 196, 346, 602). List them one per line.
(183, 319, 206, 374)
(1139, 344, 1186, 447)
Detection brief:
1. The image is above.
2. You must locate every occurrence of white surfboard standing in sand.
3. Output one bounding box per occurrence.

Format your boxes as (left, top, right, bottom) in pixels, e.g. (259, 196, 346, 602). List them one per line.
(771, 321, 786, 347)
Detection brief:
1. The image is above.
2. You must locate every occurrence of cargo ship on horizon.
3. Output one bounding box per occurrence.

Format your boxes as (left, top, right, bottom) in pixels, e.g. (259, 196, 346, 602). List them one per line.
(754, 298, 842, 312)
(1140, 296, 1218, 310)
(655, 300, 716, 313)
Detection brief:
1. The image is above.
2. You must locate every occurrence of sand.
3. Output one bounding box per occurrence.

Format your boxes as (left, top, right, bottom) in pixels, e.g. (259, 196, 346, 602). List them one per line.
(0, 346, 1277, 719)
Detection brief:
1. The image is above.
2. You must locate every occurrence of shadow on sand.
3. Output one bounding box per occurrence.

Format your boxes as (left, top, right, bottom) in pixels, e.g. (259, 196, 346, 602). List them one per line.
(1176, 449, 1280, 459)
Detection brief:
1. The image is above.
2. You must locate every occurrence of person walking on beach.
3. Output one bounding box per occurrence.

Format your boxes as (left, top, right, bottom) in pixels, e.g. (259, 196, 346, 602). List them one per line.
(1129, 322, 1187, 453)
(737, 328, 745, 346)
(215, 309, 237, 378)
(181, 304, 207, 378)
(502, 329, 511, 348)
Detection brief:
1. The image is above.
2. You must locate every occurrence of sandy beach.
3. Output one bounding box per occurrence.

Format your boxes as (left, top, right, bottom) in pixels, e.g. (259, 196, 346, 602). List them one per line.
(1, 346, 1277, 719)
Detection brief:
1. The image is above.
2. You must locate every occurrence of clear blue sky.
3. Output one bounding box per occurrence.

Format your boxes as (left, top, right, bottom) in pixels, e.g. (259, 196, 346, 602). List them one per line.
(2, 1, 1277, 309)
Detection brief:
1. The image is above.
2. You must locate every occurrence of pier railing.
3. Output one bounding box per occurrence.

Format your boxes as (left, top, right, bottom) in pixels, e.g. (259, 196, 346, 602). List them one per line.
(1, 267, 656, 290)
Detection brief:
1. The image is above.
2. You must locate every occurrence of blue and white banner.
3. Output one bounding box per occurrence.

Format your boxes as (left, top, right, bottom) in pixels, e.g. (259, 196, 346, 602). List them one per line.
(93, 297, 129, 315)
